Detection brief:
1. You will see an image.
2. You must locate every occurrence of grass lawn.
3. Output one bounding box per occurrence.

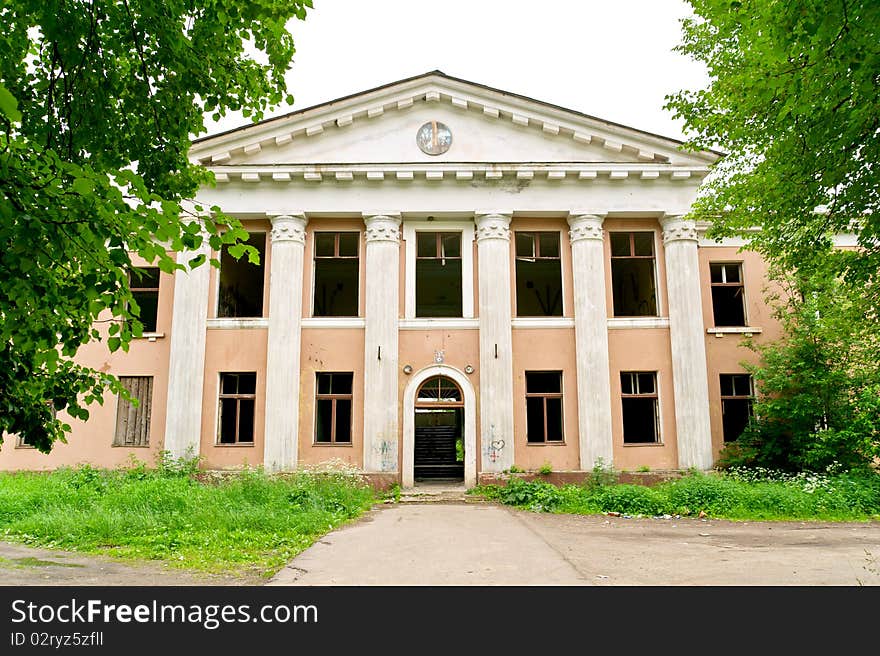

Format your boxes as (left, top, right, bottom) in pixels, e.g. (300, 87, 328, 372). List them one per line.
(0, 459, 375, 579)
(472, 468, 880, 521)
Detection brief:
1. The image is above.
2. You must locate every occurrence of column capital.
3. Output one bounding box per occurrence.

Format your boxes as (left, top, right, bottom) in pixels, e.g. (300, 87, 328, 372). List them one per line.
(268, 213, 308, 244)
(567, 213, 606, 242)
(362, 212, 402, 243)
(474, 211, 513, 241)
(659, 213, 698, 244)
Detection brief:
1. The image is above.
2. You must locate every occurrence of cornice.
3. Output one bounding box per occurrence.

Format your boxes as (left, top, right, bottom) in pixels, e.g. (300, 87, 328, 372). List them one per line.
(208, 162, 709, 185)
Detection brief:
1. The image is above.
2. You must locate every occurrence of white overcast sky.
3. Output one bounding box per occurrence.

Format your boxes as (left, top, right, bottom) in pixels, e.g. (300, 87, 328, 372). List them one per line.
(206, 0, 708, 142)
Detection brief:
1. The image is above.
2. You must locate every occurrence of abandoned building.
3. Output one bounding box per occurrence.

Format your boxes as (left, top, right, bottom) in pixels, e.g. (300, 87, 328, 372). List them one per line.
(2, 71, 810, 486)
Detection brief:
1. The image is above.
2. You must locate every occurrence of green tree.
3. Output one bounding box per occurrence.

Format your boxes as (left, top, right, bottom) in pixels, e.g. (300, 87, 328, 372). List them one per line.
(718, 253, 880, 472)
(666, 1, 880, 304)
(0, 0, 311, 451)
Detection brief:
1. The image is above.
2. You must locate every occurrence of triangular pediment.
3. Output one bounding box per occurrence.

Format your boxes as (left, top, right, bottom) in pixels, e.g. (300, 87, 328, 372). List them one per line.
(189, 71, 719, 168)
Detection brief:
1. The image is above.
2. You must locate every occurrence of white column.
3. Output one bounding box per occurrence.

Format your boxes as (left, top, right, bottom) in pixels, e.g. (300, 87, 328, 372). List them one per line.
(263, 213, 308, 472)
(661, 214, 713, 469)
(567, 213, 615, 469)
(164, 227, 212, 459)
(475, 211, 515, 473)
(362, 213, 401, 473)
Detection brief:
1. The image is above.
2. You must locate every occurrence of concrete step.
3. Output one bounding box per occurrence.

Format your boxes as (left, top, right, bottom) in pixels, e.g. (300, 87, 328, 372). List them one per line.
(390, 484, 484, 505)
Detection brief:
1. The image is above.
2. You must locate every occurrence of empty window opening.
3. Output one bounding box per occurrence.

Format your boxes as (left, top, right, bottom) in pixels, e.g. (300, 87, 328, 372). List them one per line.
(720, 373, 754, 442)
(114, 376, 153, 447)
(416, 232, 462, 317)
(621, 371, 660, 443)
(313, 232, 359, 317)
(218, 372, 256, 444)
(129, 267, 160, 333)
(710, 263, 747, 327)
(315, 372, 353, 444)
(515, 232, 563, 316)
(610, 232, 658, 317)
(218, 233, 266, 318)
(525, 371, 564, 443)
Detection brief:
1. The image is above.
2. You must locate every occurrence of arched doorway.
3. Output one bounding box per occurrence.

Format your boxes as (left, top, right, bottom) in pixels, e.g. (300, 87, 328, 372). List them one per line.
(402, 365, 477, 488)
(413, 376, 464, 481)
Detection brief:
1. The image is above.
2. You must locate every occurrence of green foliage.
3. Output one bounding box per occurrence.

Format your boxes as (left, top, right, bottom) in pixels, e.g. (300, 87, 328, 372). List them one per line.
(0, 0, 312, 451)
(667, 1, 880, 308)
(716, 257, 880, 472)
(586, 457, 619, 490)
(508, 464, 525, 474)
(538, 461, 553, 475)
(0, 463, 374, 576)
(498, 478, 563, 512)
(481, 470, 880, 521)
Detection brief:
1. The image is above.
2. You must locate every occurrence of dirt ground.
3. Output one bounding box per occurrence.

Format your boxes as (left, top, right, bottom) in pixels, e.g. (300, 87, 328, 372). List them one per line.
(0, 541, 263, 586)
(3, 502, 880, 586)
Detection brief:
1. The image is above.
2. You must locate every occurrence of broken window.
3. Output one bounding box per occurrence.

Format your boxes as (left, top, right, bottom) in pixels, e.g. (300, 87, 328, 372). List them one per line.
(610, 232, 658, 317)
(710, 263, 747, 327)
(515, 232, 563, 316)
(113, 376, 153, 447)
(525, 371, 564, 443)
(315, 372, 353, 444)
(218, 372, 256, 444)
(720, 374, 754, 442)
(621, 371, 660, 443)
(313, 232, 359, 317)
(129, 267, 160, 333)
(416, 232, 462, 317)
(218, 233, 266, 318)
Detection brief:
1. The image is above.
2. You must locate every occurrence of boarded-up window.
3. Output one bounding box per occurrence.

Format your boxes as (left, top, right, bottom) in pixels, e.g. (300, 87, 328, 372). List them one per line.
(114, 376, 153, 446)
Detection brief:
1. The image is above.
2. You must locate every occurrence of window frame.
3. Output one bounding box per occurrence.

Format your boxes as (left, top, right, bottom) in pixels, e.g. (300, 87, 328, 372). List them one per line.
(524, 370, 565, 444)
(720, 373, 755, 443)
(311, 230, 361, 318)
(215, 232, 268, 319)
(620, 371, 662, 444)
(314, 372, 354, 445)
(709, 262, 748, 327)
(609, 231, 660, 318)
(216, 372, 257, 446)
(514, 231, 564, 317)
(403, 222, 475, 320)
(128, 267, 160, 334)
(414, 231, 464, 318)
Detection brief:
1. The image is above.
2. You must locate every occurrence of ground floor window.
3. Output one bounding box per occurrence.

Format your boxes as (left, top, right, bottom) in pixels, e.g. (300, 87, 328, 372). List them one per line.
(525, 371, 564, 443)
(720, 373, 754, 442)
(114, 376, 153, 447)
(315, 372, 353, 444)
(218, 372, 256, 444)
(621, 371, 660, 443)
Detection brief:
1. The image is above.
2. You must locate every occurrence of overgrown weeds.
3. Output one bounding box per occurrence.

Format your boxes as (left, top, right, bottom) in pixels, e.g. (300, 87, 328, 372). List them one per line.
(0, 454, 375, 577)
(471, 467, 880, 521)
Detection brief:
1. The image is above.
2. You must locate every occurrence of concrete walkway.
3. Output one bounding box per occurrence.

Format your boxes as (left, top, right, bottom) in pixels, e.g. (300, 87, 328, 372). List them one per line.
(269, 502, 587, 585)
(269, 502, 880, 586)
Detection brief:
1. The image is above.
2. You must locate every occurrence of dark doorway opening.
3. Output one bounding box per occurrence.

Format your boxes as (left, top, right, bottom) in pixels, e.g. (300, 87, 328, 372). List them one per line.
(414, 376, 464, 481)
